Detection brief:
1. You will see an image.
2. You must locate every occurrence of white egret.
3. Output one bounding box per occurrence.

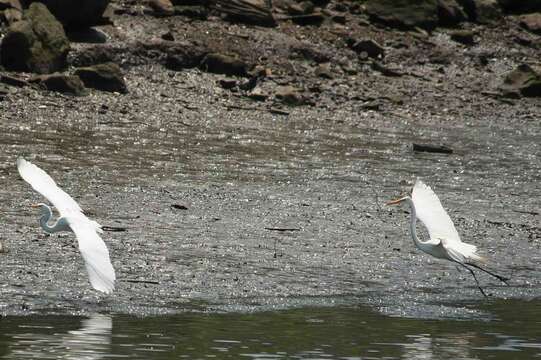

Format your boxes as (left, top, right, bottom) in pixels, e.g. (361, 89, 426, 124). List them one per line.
(387, 179, 508, 297)
(17, 157, 115, 294)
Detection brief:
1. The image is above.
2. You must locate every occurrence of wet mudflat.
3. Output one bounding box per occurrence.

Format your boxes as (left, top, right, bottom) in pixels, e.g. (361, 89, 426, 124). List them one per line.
(0, 65, 540, 317)
(1, 2, 541, 358)
(1, 299, 540, 359)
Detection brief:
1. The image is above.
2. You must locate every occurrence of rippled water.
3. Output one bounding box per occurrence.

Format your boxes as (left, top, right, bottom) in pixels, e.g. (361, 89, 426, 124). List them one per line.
(1, 299, 540, 359)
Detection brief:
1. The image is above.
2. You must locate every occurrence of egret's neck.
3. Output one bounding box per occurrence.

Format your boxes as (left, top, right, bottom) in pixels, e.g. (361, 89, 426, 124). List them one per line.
(39, 205, 57, 233)
(404, 197, 430, 249)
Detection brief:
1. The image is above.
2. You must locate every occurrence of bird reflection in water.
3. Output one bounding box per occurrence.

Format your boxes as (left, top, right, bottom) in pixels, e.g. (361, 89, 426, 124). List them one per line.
(8, 314, 112, 360)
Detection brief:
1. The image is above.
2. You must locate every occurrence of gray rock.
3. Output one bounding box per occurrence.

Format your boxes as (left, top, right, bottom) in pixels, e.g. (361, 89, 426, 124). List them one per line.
(74, 62, 128, 93)
(348, 39, 385, 58)
(22, 0, 111, 29)
(457, 0, 502, 23)
(500, 64, 541, 98)
(437, 0, 467, 26)
(287, 1, 314, 15)
(449, 29, 475, 45)
(148, 0, 174, 16)
(219, 78, 238, 89)
(315, 63, 334, 79)
(0, 2, 70, 74)
(474, 0, 503, 24)
(200, 53, 248, 77)
(365, 0, 439, 30)
(275, 85, 305, 105)
(247, 87, 267, 101)
(30, 73, 87, 96)
(519, 13, 541, 35)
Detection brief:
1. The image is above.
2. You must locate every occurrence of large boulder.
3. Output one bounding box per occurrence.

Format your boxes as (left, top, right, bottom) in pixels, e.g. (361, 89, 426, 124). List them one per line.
(365, 0, 440, 30)
(21, 0, 110, 29)
(0, 2, 69, 73)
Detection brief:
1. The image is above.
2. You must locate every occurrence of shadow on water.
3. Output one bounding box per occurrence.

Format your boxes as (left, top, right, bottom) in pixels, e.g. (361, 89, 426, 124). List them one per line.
(1, 299, 540, 359)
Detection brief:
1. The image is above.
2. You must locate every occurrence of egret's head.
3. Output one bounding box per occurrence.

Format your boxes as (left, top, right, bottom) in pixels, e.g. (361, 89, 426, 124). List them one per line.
(30, 203, 51, 214)
(385, 196, 409, 206)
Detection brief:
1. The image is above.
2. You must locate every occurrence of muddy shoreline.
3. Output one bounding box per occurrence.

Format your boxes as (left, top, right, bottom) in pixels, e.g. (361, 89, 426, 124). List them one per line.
(1, 1, 540, 318)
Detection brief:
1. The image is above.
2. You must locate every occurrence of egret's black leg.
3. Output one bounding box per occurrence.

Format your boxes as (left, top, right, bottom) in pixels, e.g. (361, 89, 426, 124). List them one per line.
(466, 262, 510, 285)
(458, 263, 488, 298)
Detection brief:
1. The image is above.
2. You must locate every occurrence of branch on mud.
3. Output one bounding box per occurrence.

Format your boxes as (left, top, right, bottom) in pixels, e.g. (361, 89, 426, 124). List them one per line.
(121, 279, 160, 285)
(265, 227, 300, 231)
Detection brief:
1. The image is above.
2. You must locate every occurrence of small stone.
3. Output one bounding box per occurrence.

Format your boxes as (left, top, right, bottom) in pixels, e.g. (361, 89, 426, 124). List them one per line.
(449, 29, 475, 45)
(200, 53, 248, 77)
(74, 62, 128, 93)
(292, 11, 325, 26)
(287, 1, 313, 15)
(219, 78, 237, 89)
(500, 64, 541, 98)
(30, 73, 87, 96)
(161, 31, 175, 41)
(349, 39, 385, 58)
(148, 0, 174, 16)
(314, 63, 334, 79)
(275, 85, 305, 106)
(247, 87, 267, 101)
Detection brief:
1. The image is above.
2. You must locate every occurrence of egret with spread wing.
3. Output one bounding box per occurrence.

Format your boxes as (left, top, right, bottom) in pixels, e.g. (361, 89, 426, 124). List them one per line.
(387, 179, 508, 297)
(17, 157, 115, 294)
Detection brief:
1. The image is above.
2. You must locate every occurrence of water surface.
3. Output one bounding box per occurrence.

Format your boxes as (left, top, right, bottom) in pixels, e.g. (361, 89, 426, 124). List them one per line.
(1, 299, 540, 359)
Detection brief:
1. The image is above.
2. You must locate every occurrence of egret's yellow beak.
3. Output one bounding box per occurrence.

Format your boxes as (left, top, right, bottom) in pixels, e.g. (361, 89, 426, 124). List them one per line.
(30, 203, 40, 208)
(386, 197, 406, 206)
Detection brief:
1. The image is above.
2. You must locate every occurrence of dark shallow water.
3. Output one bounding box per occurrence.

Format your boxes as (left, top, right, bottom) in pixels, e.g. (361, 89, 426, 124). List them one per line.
(1, 299, 540, 359)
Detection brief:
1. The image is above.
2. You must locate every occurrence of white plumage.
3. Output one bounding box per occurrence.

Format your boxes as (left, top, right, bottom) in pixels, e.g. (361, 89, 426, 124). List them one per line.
(411, 179, 483, 263)
(17, 157, 115, 294)
(387, 179, 508, 296)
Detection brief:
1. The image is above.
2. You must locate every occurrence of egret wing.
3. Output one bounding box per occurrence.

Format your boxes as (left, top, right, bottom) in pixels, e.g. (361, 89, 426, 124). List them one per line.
(68, 218, 116, 293)
(412, 179, 461, 243)
(17, 157, 82, 215)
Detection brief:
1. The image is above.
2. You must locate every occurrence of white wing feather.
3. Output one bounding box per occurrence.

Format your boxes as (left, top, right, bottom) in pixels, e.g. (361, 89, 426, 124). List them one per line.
(17, 158, 84, 216)
(411, 179, 461, 244)
(17, 157, 115, 293)
(70, 219, 116, 293)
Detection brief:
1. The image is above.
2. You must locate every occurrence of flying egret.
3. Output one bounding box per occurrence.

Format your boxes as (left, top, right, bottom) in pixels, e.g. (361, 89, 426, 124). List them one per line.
(387, 179, 508, 297)
(17, 157, 116, 294)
